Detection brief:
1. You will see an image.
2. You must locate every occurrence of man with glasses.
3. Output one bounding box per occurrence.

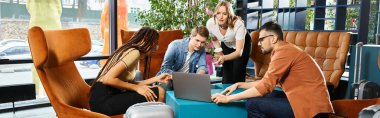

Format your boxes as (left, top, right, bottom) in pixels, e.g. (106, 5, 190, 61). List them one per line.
(156, 26, 209, 89)
(211, 21, 333, 118)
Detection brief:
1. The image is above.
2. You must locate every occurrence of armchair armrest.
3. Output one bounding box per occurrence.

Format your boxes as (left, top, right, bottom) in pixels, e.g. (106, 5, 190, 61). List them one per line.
(332, 99, 378, 118)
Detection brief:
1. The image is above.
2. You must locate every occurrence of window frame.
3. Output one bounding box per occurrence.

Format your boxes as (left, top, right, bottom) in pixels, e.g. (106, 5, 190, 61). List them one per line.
(0, 0, 118, 112)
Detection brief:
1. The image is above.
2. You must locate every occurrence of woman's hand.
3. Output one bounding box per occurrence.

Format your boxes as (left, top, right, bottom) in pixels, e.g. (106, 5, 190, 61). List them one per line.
(135, 85, 157, 102)
(221, 83, 239, 96)
(156, 73, 172, 84)
(213, 52, 225, 65)
(215, 52, 224, 59)
(213, 55, 225, 65)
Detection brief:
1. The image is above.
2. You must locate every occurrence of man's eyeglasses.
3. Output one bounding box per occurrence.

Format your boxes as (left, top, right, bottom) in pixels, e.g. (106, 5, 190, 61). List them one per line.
(258, 35, 274, 44)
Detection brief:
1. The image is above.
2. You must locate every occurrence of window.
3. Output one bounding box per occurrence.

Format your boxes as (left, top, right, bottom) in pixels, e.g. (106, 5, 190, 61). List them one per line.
(0, 0, 150, 111)
(0, 0, 10, 3)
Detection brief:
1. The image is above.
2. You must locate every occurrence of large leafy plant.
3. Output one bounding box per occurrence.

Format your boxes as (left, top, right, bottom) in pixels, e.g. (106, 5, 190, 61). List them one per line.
(137, 0, 227, 36)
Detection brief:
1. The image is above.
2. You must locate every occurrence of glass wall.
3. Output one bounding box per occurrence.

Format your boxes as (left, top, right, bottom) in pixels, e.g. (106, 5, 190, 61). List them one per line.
(0, 0, 149, 110)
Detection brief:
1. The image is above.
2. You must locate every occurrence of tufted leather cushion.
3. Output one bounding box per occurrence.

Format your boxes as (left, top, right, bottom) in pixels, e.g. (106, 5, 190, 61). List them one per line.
(28, 26, 122, 118)
(121, 29, 183, 79)
(251, 31, 351, 88)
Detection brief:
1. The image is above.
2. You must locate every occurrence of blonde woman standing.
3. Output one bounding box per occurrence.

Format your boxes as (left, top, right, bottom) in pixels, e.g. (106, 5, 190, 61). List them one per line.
(206, 1, 251, 84)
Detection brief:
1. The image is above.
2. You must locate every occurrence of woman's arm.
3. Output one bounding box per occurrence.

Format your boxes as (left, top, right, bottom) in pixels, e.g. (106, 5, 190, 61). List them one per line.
(211, 36, 224, 59)
(211, 36, 221, 49)
(101, 62, 139, 91)
(138, 73, 172, 85)
(222, 22, 246, 61)
(223, 39, 244, 61)
(137, 76, 159, 85)
(214, 39, 244, 65)
(101, 50, 140, 90)
(206, 19, 224, 59)
(101, 50, 159, 101)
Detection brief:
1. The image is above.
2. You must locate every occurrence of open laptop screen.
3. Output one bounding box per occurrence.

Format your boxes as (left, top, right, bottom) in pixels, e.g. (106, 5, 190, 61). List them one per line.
(172, 72, 212, 102)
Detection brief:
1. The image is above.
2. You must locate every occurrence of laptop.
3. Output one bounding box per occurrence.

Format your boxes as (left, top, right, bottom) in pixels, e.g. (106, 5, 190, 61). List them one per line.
(172, 72, 212, 102)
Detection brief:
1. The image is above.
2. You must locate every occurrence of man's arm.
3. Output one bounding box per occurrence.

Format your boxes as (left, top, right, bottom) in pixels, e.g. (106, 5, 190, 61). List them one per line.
(237, 81, 259, 89)
(196, 50, 208, 74)
(229, 86, 263, 101)
(213, 49, 293, 104)
(156, 41, 177, 75)
(212, 85, 263, 104)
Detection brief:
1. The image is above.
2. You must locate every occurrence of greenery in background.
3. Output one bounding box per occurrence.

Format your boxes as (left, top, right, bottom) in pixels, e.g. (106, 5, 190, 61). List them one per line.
(290, 0, 295, 7)
(367, 0, 378, 44)
(325, 8, 335, 30)
(137, 0, 224, 36)
(305, 9, 314, 30)
(305, 0, 314, 30)
(137, 0, 237, 56)
(137, 0, 378, 44)
(344, 0, 361, 31)
(345, 8, 359, 30)
(325, 1, 336, 30)
(344, 0, 377, 44)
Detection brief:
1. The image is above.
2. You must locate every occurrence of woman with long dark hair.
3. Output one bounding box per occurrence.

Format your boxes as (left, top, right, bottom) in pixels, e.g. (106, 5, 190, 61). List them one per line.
(89, 27, 172, 116)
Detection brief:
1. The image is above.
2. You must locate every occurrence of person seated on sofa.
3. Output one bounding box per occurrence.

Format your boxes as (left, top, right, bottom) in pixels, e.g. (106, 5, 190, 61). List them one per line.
(156, 26, 209, 90)
(211, 21, 334, 118)
(89, 27, 172, 116)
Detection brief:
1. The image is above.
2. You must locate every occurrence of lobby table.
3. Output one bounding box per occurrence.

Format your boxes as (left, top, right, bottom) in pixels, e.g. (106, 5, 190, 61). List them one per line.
(166, 83, 247, 118)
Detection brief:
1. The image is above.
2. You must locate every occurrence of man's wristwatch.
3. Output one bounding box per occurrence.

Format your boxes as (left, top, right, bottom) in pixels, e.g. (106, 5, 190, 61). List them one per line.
(214, 48, 223, 53)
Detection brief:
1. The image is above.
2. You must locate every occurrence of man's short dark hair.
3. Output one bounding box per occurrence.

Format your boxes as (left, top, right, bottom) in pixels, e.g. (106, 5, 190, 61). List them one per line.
(191, 26, 209, 38)
(259, 21, 283, 40)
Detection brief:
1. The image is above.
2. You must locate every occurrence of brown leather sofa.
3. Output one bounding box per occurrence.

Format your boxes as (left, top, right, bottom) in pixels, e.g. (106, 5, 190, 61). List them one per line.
(120, 29, 183, 79)
(332, 98, 380, 118)
(28, 26, 122, 118)
(250, 31, 351, 89)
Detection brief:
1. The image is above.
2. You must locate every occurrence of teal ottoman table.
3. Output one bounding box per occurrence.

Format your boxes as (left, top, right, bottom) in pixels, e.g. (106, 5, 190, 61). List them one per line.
(166, 84, 247, 118)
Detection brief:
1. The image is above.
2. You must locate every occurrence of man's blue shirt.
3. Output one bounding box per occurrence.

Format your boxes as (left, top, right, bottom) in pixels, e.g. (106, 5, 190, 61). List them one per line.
(156, 37, 207, 75)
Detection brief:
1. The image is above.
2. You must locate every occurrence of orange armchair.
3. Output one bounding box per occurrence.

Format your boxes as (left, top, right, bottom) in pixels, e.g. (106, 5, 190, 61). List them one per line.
(250, 31, 271, 81)
(27, 26, 122, 118)
(331, 98, 380, 118)
(120, 29, 183, 79)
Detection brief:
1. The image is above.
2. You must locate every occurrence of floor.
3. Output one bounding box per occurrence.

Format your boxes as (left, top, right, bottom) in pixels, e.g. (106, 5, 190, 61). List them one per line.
(0, 106, 56, 118)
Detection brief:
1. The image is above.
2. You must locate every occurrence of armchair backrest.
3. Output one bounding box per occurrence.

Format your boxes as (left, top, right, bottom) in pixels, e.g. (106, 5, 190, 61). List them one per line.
(250, 31, 351, 88)
(28, 26, 114, 117)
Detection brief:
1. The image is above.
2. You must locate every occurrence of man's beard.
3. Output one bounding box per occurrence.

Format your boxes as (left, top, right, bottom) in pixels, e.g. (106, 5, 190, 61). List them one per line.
(261, 48, 273, 54)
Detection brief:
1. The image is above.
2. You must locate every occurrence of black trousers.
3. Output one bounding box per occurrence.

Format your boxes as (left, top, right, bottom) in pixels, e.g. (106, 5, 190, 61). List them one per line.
(89, 82, 159, 116)
(221, 32, 251, 84)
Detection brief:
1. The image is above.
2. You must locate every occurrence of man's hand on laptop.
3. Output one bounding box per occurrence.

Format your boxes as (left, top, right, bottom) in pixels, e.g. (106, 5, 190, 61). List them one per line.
(211, 83, 240, 104)
(211, 93, 231, 104)
(221, 83, 239, 96)
(156, 73, 172, 84)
